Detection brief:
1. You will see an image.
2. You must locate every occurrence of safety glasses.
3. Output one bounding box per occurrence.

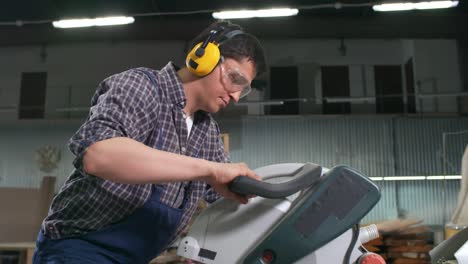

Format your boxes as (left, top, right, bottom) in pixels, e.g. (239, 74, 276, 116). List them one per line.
(219, 60, 252, 99)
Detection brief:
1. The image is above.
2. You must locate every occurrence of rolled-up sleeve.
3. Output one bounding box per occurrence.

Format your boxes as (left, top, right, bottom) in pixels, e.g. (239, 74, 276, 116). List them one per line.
(69, 69, 159, 170)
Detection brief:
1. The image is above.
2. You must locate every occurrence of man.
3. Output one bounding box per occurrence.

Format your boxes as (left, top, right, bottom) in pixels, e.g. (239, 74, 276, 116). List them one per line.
(33, 20, 267, 263)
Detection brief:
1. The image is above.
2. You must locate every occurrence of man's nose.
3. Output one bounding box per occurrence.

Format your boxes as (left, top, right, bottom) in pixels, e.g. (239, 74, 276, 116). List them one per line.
(229, 91, 241, 103)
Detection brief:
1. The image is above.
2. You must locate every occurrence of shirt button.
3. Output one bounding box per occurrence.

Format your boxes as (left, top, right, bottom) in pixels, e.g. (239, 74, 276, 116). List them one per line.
(181, 147, 186, 152)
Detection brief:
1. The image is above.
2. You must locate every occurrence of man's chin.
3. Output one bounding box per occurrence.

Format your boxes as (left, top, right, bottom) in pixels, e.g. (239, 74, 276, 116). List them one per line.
(204, 101, 229, 114)
(213, 107, 223, 113)
(203, 106, 220, 114)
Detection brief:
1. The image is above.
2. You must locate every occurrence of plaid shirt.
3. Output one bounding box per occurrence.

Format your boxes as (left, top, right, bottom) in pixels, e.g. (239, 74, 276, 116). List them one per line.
(43, 62, 228, 241)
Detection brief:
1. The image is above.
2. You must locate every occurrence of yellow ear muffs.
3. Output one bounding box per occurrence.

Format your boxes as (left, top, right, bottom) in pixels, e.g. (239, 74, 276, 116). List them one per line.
(186, 28, 244, 77)
(186, 41, 221, 77)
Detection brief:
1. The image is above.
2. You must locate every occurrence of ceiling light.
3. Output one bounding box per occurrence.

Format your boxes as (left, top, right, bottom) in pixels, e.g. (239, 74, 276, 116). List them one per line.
(383, 176, 426, 181)
(369, 177, 384, 181)
(373, 1, 459, 11)
(52, 16, 135, 28)
(212, 8, 299, 19)
(426, 175, 461, 180)
(444, 175, 462, 180)
(370, 175, 462, 181)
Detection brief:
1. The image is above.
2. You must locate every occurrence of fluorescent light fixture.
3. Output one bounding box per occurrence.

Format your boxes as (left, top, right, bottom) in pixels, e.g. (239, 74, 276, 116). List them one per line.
(427, 176, 445, 180)
(212, 8, 298, 19)
(369, 175, 462, 181)
(423, 175, 461, 180)
(373, 1, 459, 11)
(444, 175, 462, 180)
(53, 16, 135, 28)
(384, 176, 426, 181)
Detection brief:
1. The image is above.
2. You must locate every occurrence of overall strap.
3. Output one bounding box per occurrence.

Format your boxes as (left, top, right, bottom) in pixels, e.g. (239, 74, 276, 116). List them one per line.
(133, 69, 164, 150)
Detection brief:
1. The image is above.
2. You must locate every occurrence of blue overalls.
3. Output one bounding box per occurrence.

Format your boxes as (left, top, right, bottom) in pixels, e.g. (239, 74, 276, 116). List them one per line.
(33, 69, 190, 264)
(33, 185, 189, 263)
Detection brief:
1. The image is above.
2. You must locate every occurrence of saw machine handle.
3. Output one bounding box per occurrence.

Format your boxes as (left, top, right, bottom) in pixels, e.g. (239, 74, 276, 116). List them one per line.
(228, 163, 322, 199)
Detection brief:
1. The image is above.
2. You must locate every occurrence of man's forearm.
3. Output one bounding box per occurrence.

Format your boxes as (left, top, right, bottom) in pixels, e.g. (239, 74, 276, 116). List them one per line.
(82, 137, 214, 184)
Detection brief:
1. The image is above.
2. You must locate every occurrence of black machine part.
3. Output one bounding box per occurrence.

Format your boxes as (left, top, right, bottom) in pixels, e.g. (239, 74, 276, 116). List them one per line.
(228, 163, 323, 199)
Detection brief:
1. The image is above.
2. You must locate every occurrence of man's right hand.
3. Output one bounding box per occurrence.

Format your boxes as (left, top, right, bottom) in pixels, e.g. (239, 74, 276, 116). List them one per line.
(205, 162, 261, 204)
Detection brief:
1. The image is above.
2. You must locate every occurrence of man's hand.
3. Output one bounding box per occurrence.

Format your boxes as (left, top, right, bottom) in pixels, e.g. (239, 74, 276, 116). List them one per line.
(205, 162, 261, 204)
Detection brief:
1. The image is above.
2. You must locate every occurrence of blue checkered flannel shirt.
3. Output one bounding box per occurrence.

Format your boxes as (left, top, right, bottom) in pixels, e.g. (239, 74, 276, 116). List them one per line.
(42, 62, 228, 242)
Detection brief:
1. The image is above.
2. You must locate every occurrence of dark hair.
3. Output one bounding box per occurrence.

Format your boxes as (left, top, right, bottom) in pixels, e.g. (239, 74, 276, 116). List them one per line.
(189, 21, 267, 76)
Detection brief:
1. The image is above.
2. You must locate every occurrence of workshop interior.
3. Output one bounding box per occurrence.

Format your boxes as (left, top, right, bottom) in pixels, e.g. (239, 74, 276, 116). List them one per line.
(0, 0, 468, 263)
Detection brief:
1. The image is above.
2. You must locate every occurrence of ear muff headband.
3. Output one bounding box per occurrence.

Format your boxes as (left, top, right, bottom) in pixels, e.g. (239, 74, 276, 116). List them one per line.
(186, 29, 244, 77)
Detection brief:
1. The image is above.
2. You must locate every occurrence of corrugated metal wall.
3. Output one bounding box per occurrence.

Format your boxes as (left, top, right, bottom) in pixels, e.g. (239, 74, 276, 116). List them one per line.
(396, 180, 460, 225)
(1, 116, 467, 226)
(395, 118, 468, 175)
(229, 116, 396, 176)
(219, 115, 468, 225)
(222, 115, 468, 176)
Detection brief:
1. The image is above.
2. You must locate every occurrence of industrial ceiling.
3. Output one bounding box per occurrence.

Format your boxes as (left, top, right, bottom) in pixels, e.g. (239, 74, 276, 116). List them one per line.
(1, 0, 467, 46)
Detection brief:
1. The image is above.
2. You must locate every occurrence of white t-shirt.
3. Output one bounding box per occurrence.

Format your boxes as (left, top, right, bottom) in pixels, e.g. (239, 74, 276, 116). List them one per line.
(184, 114, 194, 138)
